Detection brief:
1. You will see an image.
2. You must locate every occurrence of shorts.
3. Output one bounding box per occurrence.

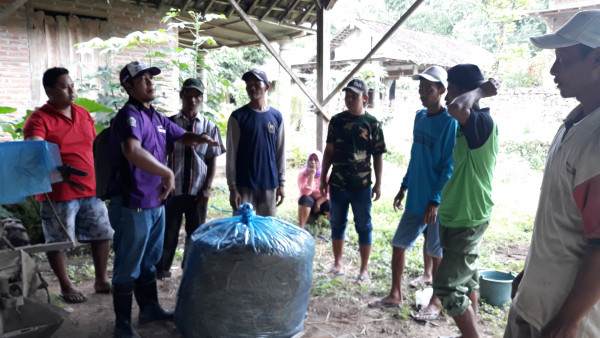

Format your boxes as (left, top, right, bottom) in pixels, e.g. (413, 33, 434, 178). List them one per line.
(40, 197, 114, 245)
(391, 210, 442, 258)
(298, 195, 331, 213)
(237, 186, 277, 217)
(433, 221, 489, 317)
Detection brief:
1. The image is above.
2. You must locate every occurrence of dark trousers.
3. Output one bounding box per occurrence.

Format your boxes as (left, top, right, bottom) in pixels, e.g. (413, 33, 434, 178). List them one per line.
(156, 195, 207, 277)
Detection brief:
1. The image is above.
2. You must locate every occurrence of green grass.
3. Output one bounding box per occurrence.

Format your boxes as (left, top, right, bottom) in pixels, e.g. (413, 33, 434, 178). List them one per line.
(202, 143, 538, 334)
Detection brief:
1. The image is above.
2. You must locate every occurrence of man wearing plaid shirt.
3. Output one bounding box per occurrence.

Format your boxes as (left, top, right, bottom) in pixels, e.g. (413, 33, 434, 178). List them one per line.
(156, 78, 225, 279)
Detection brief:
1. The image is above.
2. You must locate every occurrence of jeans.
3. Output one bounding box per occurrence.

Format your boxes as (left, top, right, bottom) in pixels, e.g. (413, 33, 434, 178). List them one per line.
(329, 186, 373, 245)
(108, 195, 165, 284)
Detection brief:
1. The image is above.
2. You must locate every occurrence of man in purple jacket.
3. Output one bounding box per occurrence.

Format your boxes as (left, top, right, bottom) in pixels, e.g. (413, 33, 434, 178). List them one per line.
(107, 61, 218, 338)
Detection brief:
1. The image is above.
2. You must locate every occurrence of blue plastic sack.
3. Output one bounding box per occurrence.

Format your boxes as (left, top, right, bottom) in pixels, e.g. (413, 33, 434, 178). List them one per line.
(175, 203, 315, 338)
(0, 141, 62, 204)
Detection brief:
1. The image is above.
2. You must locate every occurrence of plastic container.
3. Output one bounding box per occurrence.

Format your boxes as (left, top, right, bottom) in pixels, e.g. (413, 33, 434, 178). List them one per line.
(0, 141, 62, 204)
(479, 270, 516, 307)
(174, 203, 315, 338)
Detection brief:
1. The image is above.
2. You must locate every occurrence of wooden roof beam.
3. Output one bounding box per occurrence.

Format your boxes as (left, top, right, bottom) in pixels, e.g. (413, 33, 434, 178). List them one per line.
(201, 21, 256, 36)
(281, 0, 300, 23)
(321, 0, 424, 107)
(204, 30, 304, 49)
(297, 3, 314, 24)
(0, 0, 28, 23)
(201, 0, 215, 16)
(182, 0, 195, 12)
(260, 0, 282, 20)
(180, 33, 242, 46)
(226, 0, 328, 121)
(246, 0, 260, 15)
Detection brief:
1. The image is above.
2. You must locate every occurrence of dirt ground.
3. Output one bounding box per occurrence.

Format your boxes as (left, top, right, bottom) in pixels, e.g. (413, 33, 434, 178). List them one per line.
(27, 236, 529, 338)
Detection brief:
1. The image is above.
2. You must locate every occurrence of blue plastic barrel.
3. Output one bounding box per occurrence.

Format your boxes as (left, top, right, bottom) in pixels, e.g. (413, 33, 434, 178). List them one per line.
(479, 270, 515, 307)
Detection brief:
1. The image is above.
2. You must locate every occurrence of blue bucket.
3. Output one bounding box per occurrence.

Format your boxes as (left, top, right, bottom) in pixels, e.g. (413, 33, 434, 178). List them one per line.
(478, 270, 515, 307)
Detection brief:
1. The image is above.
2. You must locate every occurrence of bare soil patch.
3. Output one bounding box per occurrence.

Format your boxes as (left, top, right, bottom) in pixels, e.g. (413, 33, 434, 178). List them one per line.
(30, 235, 527, 337)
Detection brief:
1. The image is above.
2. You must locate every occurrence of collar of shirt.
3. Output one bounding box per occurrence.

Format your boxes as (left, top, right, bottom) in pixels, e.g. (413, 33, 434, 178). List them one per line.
(126, 97, 156, 117)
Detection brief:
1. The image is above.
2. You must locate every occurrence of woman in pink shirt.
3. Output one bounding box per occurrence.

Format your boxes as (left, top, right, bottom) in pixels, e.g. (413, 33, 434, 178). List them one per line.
(297, 151, 330, 228)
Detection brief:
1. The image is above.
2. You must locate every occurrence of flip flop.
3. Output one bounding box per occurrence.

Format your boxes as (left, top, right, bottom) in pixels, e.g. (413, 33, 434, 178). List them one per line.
(355, 274, 371, 285)
(368, 298, 401, 308)
(409, 276, 432, 288)
(412, 308, 441, 322)
(326, 268, 344, 277)
(60, 291, 87, 304)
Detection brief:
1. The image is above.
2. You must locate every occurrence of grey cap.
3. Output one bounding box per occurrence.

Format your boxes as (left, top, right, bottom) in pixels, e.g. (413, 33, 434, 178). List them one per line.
(412, 66, 448, 88)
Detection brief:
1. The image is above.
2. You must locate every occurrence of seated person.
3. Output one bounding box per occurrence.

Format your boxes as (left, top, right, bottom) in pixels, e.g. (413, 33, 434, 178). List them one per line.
(297, 151, 330, 228)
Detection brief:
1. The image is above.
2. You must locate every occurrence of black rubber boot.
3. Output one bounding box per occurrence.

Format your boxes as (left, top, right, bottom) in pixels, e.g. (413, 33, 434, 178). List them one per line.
(134, 274, 174, 325)
(113, 283, 140, 338)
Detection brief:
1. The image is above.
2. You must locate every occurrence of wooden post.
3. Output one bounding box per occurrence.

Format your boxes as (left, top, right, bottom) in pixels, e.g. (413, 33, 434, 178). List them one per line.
(316, 6, 330, 151)
(226, 0, 329, 122)
(321, 0, 424, 107)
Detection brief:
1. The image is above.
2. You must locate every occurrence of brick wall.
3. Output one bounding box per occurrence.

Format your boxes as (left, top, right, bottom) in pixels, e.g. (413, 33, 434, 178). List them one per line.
(0, 0, 179, 117)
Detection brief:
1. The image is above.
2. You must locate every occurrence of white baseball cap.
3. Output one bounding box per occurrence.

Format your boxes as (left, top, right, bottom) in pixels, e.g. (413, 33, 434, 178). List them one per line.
(530, 10, 600, 49)
(412, 66, 448, 88)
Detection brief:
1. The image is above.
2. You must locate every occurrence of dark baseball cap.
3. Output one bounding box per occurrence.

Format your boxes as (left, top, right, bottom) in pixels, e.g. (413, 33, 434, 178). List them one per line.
(242, 68, 268, 84)
(342, 79, 368, 96)
(120, 61, 161, 85)
(447, 64, 485, 91)
(181, 78, 205, 93)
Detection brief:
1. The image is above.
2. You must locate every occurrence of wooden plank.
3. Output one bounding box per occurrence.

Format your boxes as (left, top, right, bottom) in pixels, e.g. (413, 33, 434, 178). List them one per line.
(246, 0, 260, 16)
(202, 0, 215, 16)
(203, 30, 304, 48)
(226, 0, 328, 121)
(312, 0, 322, 9)
(297, 3, 314, 24)
(315, 6, 329, 151)
(281, 0, 300, 23)
(0, 0, 28, 23)
(260, 0, 281, 20)
(45, 16, 59, 69)
(321, 0, 424, 107)
(56, 15, 70, 68)
(68, 15, 79, 79)
(28, 10, 47, 106)
(15, 242, 75, 255)
(182, 0, 194, 12)
(201, 20, 256, 36)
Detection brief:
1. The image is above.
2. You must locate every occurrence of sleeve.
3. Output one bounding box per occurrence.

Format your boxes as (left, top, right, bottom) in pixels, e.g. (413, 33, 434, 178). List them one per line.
(428, 119, 457, 203)
(205, 121, 226, 160)
(460, 109, 493, 149)
(298, 171, 312, 195)
(88, 112, 97, 138)
(371, 120, 387, 155)
(226, 115, 240, 191)
(23, 111, 47, 139)
(113, 107, 143, 142)
(401, 112, 420, 188)
(401, 170, 409, 188)
(573, 174, 600, 243)
(573, 141, 600, 244)
(276, 120, 286, 186)
(162, 114, 186, 146)
(325, 115, 337, 144)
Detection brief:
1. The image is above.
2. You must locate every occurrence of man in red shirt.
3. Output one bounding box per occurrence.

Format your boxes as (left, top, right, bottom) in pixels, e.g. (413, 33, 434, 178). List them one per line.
(24, 67, 114, 303)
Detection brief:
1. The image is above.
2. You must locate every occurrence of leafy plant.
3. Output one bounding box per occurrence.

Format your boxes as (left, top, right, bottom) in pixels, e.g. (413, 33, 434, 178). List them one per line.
(163, 9, 231, 125)
(0, 107, 34, 140)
